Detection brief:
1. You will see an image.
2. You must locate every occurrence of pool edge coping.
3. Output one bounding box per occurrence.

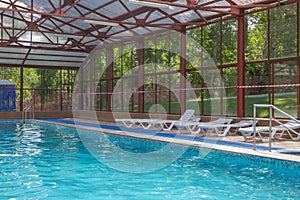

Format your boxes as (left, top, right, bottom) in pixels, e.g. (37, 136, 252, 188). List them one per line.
(35, 118, 300, 163)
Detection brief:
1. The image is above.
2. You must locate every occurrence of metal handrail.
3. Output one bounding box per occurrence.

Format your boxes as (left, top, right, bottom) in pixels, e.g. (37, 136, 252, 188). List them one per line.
(253, 104, 300, 152)
(22, 107, 34, 124)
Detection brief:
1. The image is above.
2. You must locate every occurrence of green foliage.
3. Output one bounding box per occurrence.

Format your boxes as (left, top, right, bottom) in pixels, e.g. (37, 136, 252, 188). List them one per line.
(270, 4, 297, 58)
(0, 66, 76, 104)
(0, 67, 20, 87)
(245, 10, 268, 61)
(222, 19, 237, 64)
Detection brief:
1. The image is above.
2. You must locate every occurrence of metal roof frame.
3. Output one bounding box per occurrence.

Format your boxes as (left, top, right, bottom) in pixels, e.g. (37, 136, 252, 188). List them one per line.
(0, 0, 291, 68)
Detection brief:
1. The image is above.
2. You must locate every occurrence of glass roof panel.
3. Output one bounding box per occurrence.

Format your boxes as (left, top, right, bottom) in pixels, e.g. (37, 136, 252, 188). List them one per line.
(122, 0, 141, 10)
(0, 58, 22, 65)
(18, 32, 48, 43)
(207, 1, 231, 10)
(85, 13, 110, 21)
(174, 10, 207, 22)
(236, 0, 255, 4)
(30, 49, 87, 57)
(18, 0, 55, 12)
(0, 47, 28, 53)
(0, 0, 9, 8)
(145, 10, 170, 23)
(32, 1, 53, 12)
(122, 18, 137, 24)
(0, 53, 25, 59)
(150, 18, 176, 25)
(127, 27, 151, 36)
(24, 60, 81, 67)
(1, 32, 10, 40)
(64, 7, 82, 17)
(173, 0, 188, 3)
(198, 10, 220, 18)
(135, 11, 151, 19)
(112, 30, 135, 37)
(68, 19, 94, 31)
(27, 55, 85, 62)
(54, 21, 82, 34)
(108, 26, 127, 35)
(96, 1, 128, 19)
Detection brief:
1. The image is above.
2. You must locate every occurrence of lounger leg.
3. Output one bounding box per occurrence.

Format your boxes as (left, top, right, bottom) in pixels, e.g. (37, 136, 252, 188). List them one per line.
(123, 121, 134, 128)
(218, 126, 231, 137)
(140, 122, 152, 129)
(228, 128, 238, 135)
(162, 122, 174, 131)
(187, 125, 201, 134)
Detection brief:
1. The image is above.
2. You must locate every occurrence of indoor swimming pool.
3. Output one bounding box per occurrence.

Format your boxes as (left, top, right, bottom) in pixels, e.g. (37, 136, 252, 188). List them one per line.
(0, 120, 299, 199)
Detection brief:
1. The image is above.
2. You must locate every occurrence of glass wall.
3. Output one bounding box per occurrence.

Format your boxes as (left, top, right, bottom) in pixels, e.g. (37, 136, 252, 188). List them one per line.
(77, 1, 300, 118)
(244, 3, 299, 118)
(0, 66, 77, 112)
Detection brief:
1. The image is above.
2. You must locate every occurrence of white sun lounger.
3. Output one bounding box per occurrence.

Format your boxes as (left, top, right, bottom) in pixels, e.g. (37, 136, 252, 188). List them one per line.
(182, 118, 233, 135)
(115, 118, 162, 129)
(239, 120, 300, 142)
(184, 118, 233, 135)
(154, 109, 200, 131)
(204, 119, 254, 137)
(115, 118, 137, 128)
(223, 120, 255, 136)
(115, 109, 199, 130)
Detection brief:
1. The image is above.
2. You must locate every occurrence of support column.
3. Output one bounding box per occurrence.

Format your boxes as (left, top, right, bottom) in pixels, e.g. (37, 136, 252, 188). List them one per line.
(78, 67, 83, 110)
(90, 53, 95, 110)
(297, 3, 300, 118)
(60, 68, 63, 111)
(20, 65, 24, 111)
(237, 10, 245, 117)
(20, 49, 31, 111)
(107, 47, 114, 111)
(137, 40, 144, 113)
(180, 29, 187, 115)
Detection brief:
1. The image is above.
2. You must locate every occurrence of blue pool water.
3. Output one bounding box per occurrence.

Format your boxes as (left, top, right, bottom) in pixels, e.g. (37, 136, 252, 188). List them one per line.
(0, 120, 300, 199)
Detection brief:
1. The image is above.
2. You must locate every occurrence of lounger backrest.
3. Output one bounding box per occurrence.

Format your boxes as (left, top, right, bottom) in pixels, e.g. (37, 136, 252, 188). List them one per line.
(212, 118, 232, 124)
(284, 121, 300, 129)
(179, 109, 195, 121)
(238, 120, 254, 126)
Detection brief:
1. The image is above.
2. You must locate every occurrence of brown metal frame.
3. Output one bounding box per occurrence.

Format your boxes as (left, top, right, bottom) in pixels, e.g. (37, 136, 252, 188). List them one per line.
(237, 9, 245, 117)
(0, 0, 283, 67)
(0, 0, 299, 116)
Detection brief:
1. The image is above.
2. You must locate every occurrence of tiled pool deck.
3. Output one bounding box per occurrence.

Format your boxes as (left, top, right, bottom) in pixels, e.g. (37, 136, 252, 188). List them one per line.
(37, 118, 300, 163)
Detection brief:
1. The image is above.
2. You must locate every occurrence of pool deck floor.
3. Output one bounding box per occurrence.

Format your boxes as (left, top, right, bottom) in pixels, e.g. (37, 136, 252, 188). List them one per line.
(37, 118, 300, 163)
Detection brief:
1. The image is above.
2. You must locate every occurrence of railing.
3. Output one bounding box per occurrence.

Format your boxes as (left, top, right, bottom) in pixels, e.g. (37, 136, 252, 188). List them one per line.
(18, 88, 73, 112)
(17, 106, 43, 134)
(253, 104, 300, 152)
(22, 107, 34, 124)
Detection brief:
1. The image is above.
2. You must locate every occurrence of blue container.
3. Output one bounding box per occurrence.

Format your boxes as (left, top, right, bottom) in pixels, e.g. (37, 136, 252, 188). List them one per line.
(0, 80, 16, 111)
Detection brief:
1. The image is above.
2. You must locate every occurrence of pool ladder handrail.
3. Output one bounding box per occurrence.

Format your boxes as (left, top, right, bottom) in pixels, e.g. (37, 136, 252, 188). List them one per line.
(253, 104, 300, 152)
(22, 107, 35, 124)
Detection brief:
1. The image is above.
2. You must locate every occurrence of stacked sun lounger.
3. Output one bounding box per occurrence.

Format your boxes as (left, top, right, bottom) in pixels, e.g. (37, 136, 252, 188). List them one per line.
(115, 109, 199, 130)
(239, 120, 300, 142)
(116, 112, 261, 139)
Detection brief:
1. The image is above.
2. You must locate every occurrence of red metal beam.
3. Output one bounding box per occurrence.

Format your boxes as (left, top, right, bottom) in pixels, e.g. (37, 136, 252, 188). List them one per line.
(89, 52, 95, 111)
(106, 47, 113, 111)
(237, 9, 245, 117)
(137, 39, 144, 113)
(20, 65, 24, 111)
(297, 3, 300, 118)
(180, 29, 187, 115)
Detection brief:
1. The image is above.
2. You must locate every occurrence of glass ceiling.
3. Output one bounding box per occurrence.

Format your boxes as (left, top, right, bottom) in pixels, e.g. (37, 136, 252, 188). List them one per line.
(0, 0, 282, 68)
